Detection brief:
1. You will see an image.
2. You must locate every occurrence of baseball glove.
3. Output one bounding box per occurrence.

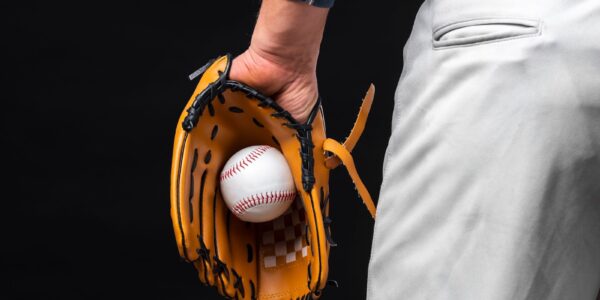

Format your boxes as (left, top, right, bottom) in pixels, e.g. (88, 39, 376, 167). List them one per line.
(170, 54, 376, 299)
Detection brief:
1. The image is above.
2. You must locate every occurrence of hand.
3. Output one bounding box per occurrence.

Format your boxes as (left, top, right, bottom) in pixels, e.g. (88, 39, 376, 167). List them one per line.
(228, 0, 328, 123)
(229, 47, 318, 123)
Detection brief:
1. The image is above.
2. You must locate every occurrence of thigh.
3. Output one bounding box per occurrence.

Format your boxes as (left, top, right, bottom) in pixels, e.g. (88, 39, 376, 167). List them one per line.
(368, 0, 600, 299)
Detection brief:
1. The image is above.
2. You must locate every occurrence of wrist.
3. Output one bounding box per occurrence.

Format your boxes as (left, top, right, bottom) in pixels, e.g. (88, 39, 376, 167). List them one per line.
(248, 38, 319, 75)
(249, 0, 328, 73)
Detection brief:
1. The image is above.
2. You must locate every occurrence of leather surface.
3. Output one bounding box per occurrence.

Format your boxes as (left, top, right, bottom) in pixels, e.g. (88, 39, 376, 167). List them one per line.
(170, 55, 375, 299)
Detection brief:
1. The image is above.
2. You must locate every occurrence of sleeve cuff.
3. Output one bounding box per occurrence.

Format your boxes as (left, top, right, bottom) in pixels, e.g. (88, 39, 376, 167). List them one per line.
(295, 0, 335, 8)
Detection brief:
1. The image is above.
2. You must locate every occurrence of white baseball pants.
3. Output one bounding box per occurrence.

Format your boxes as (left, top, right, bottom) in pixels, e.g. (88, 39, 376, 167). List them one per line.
(367, 0, 600, 299)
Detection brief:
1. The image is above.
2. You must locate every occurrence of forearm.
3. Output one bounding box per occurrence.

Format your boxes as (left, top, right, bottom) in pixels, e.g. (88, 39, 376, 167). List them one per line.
(250, 0, 329, 71)
(230, 0, 328, 122)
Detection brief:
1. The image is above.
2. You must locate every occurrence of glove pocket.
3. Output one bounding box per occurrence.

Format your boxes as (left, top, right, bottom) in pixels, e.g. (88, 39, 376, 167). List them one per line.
(213, 195, 259, 299)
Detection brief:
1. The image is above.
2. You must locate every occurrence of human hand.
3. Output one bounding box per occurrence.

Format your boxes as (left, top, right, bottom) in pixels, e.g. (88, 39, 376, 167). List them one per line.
(229, 0, 328, 123)
(229, 48, 318, 123)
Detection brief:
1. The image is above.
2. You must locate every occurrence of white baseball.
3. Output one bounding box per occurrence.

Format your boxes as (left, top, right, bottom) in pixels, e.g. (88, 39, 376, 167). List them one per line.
(220, 145, 297, 223)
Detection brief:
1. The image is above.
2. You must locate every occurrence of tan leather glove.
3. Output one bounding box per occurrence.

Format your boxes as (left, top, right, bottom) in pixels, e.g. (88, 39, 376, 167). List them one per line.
(170, 54, 376, 299)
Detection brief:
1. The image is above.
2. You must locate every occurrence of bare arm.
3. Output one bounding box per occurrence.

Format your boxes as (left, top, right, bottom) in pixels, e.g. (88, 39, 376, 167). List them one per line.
(230, 0, 329, 122)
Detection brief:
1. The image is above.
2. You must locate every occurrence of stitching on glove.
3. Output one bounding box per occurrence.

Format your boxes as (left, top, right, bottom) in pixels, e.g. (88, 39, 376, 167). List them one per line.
(188, 149, 199, 223)
(219, 145, 270, 181)
(319, 187, 337, 247)
(196, 235, 211, 283)
(231, 268, 245, 297)
(250, 280, 256, 300)
(210, 125, 218, 140)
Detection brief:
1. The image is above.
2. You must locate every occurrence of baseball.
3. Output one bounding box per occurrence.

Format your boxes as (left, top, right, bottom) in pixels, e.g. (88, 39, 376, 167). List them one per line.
(220, 145, 297, 223)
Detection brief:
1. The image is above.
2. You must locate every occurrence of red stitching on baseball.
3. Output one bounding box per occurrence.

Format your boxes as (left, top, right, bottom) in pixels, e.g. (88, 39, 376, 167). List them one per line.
(220, 146, 271, 181)
(232, 190, 296, 216)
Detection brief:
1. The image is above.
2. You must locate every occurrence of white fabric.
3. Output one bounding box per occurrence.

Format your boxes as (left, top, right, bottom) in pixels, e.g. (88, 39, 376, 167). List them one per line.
(367, 0, 600, 299)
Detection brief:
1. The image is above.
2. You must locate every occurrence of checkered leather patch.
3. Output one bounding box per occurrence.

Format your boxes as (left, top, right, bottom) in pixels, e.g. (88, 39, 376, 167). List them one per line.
(261, 198, 309, 268)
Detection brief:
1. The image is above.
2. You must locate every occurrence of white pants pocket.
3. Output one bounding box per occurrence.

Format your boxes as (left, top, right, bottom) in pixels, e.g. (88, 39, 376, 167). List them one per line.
(433, 18, 542, 49)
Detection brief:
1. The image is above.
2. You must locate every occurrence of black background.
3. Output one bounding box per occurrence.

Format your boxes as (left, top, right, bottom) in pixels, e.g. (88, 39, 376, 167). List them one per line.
(3, 1, 421, 299)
